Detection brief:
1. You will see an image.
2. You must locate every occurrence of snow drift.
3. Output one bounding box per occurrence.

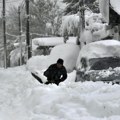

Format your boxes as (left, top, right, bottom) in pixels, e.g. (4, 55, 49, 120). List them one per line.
(1, 67, 120, 120)
(47, 43, 80, 72)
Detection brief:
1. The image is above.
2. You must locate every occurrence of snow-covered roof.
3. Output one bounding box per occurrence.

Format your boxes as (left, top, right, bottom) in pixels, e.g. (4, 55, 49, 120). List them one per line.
(32, 37, 77, 47)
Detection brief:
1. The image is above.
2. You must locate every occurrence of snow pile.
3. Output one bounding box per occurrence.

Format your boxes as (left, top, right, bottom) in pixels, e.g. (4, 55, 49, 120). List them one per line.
(26, 55, 48, 72)
(76, 40, 120, 70)
(27, 43, 80, 72)
(80, 30, 93, 47)
(0, 66, 36, 120)
(1, 67, 120, 120)
(47, 43, 80, 72)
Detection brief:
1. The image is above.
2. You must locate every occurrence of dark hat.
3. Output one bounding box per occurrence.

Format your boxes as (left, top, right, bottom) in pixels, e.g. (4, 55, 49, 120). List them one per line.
(57, 58, 64, 65)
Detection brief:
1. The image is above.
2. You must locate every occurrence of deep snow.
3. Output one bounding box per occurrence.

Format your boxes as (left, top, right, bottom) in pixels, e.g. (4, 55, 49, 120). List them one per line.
(1, 66, 120, 120)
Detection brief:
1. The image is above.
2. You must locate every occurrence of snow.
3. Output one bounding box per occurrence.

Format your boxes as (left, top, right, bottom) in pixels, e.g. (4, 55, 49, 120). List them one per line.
(1, 66, 120, 120)
(99, 0, 120, 23)
(26, 55, 48, 72)
(110, 0, 120, 15)
(32, 37, 77, 47)
(33, 37, 64, 47)
(27, 43, 80, 73)
(13, 42, 26, 48)
(80, 12, 110, 47)
(76, 40, 120, 70)
(99, 0, 109, 23)
(10, 47, 25, 67)
(61, 14, 79, 35)
(47, 44, 80, 72)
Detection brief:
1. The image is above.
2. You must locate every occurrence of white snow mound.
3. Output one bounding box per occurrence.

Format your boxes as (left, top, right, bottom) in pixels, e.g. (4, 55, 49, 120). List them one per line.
(48, 43, 80, 72)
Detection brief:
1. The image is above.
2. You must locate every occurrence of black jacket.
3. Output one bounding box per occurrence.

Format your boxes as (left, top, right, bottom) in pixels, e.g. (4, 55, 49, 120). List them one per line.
(44, 63, 67, 85)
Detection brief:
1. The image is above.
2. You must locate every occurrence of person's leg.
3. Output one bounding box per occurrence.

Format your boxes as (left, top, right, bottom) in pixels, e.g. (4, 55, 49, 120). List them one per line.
(31, 72, 43, 83)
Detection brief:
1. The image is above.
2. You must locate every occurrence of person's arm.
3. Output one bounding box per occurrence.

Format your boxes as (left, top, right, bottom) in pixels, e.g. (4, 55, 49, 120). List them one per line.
(44, 65, 53, 77)
(60, 67, 67, 82)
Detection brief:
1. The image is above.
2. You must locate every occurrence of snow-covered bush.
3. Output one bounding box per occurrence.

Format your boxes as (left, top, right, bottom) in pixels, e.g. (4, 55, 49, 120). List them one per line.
(61, 14, 79, 36)
(10, 47, 26, 67)
(61, 11, 109, 46)
(80, 12, 110, 47)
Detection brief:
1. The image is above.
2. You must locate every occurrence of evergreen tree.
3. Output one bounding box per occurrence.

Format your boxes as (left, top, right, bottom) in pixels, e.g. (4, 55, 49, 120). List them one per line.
(63, 0, 99, 15)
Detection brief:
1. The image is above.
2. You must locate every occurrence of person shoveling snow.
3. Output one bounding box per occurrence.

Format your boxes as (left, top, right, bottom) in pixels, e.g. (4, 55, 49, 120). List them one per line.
(31, 58, 67, 85)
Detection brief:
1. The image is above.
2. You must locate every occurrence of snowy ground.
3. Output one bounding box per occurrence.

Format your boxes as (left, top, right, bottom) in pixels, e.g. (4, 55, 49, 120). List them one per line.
(1, 66, 120, 120)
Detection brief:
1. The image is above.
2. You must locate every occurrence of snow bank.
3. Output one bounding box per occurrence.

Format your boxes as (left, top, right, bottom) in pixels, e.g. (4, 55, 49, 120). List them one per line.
(47, 43, 80, 72)
(1, 66, 120, 120)
(0, 66, 37, 120)
(76, 40, 120, 70)
(26, 55, 48, 72)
